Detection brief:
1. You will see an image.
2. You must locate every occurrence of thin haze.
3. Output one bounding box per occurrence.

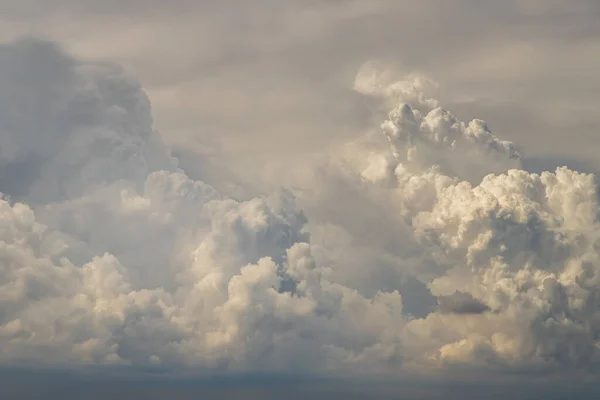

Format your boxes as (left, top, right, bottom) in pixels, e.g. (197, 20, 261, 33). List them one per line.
(0, 1, 600, 399)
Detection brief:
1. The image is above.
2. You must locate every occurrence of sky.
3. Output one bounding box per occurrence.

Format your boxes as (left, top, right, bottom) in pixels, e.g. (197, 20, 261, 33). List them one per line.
(1, 1, 600, 399)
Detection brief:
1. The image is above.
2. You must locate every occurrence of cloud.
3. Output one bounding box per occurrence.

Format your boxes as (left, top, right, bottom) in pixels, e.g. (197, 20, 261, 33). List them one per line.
(437, 292, 491, 315)
(0, 39, 410, 375)
(287, 62, 600, 372)
(0, 38, 177, 204)
(1, 37, 600, 386)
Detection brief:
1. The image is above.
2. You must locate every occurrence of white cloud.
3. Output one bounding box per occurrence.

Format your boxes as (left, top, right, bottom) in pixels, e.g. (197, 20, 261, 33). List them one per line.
(350, 66, 600, 370)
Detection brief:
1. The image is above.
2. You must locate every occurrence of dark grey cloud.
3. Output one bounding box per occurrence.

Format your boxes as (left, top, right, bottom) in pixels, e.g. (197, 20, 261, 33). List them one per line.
(438, 291, 492, 315)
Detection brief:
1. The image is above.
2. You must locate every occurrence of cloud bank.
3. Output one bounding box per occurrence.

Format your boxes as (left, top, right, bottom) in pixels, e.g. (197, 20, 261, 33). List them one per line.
(0, 38, 599, 382)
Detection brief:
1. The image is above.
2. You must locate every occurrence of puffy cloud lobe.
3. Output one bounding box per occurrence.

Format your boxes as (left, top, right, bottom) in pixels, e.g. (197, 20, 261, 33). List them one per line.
(353, 61, 440, 111)
(380, 98, 520, 184)
(355, 63, 520, 184)
(2, 38, 600, 378)
(410, 168, 600, 368)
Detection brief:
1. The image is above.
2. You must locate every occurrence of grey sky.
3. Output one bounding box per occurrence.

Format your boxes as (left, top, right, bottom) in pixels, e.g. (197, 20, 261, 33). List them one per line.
(2, 0, 600, 182)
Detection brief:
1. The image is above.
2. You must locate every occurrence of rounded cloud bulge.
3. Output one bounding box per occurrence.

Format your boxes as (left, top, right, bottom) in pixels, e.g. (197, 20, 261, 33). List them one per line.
(1, 37, 600, 381)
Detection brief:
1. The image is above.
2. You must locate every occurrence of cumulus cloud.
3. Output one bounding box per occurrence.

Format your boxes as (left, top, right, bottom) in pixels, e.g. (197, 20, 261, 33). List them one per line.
(1, 38, 600, 381)
(355, 62, 521, 183)
(348, 64, 600, 371)
(0, 39, 407, 374)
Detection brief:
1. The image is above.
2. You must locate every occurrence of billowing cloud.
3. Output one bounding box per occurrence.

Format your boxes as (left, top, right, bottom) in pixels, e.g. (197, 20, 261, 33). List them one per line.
(1, 38, 600, 382)
(0, 39, 406, 374)
(348, 66, 600, 371)
(0, 38, 177, 204)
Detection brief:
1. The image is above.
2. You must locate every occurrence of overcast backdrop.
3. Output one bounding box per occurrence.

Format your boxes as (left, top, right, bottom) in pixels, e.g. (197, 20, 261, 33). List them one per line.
(3, 1, 600, 177)
(1, 1, 600, 399)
